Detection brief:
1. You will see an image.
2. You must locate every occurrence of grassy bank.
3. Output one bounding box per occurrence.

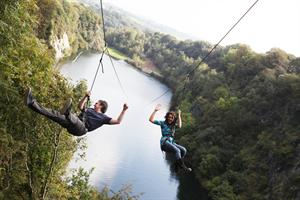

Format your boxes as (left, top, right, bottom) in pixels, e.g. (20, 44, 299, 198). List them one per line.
(107, 47, 129, 60)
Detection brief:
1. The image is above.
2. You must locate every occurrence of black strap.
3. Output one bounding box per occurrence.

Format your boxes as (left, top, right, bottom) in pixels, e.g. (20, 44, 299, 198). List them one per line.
(78, 110, 91, 131)
(161, 135, 173, 145)
(78, 110, 87, 122)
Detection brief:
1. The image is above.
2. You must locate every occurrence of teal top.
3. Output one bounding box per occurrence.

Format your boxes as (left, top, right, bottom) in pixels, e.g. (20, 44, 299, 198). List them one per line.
(153, 120, 176, 145)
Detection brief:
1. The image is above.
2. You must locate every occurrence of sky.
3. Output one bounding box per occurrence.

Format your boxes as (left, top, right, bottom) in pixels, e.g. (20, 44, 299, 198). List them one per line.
(106, 0, 300, 57)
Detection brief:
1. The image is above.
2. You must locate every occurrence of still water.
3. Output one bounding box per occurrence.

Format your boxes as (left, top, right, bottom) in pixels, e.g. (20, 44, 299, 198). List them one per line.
(61, 53, 207, 200)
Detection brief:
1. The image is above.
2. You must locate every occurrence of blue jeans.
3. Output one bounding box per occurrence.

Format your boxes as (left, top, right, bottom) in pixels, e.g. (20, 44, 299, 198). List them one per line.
(161, 141, 187, 160)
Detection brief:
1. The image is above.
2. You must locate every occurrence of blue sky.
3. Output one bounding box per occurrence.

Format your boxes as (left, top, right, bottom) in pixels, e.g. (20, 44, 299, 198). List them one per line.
(107, 0, 300, 56)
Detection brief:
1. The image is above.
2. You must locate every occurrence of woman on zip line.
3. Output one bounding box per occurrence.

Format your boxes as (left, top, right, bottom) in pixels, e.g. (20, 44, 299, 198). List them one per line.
(149, 104, 192, 172)
(25, 88, 128, 136)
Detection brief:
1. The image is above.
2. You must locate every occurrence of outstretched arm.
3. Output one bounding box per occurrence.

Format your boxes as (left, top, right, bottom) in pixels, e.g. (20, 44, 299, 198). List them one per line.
(177, 109, 182, 128)
(149, 104, 161, 123)
(78, 91, 91, 111)
(109, 104, 128, 125)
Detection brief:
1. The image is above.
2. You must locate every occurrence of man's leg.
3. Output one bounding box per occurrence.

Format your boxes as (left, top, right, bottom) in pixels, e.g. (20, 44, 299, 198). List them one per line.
(66, 113, 87, 136)
(28, 98, 71, 129)
(25, 88, 86, 136)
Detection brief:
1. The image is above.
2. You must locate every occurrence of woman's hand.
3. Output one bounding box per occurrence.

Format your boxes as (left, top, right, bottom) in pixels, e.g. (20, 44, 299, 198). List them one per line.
(178, 109, 181, 115)
(123, 103, 129, 111)
(154, 104, 161, 111)
(177, 109, 182, 128)
(149, 104, 160, 123)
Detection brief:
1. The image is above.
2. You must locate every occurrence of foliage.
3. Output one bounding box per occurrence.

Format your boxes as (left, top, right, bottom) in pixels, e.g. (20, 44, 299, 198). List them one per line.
(0, 0, 138, 199)
(2, 0, 300, 199)
(106, 27, 146, 58)
(104, 13, 300, 199)
(36, 0, 105, 59)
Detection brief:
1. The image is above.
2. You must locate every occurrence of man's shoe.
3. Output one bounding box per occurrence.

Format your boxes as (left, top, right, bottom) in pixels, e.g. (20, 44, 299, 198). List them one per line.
(24, 87, 34, 106)
(60, 98, 72, 116)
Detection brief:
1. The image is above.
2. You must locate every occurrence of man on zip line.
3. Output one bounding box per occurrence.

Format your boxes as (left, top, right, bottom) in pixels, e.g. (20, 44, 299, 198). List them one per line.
(25, 88, 128, 136)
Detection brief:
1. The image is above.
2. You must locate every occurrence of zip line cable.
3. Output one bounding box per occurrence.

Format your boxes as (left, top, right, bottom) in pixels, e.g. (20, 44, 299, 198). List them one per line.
(188, 0, 260, 76)
(90, 47, 107, 92)
(106, 48, 128, 98)
(145, 89, 171, 107)
(89, 0, 127, 100)
(101, 1, 128, 99)
(101, 0, 128, 99)
(89, 0, 107, 93)
(147, 0, 260, 105)
(100, 0, 107, 46)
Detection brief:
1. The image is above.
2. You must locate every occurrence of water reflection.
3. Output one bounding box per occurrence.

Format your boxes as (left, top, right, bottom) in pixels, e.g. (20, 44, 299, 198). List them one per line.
(163, 153, 209, 200)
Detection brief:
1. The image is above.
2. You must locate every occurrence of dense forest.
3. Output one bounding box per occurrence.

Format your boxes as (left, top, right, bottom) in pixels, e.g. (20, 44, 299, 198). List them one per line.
(0, 0, 138, 199)
(104, 11, 300, 200)
(1, 0, 300, 199)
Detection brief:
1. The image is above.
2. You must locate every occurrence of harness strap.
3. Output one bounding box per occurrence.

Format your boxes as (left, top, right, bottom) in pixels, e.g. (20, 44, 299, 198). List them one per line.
(161, 135, 174, 150)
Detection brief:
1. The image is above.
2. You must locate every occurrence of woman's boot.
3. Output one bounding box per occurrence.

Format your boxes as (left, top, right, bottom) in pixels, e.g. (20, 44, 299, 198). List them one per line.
(175, 159, 192, 172)
(180, 159, 192, 172)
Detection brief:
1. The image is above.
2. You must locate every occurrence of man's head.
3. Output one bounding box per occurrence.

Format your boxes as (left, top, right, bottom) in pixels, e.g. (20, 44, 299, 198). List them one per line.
(94, 100, 108, 113)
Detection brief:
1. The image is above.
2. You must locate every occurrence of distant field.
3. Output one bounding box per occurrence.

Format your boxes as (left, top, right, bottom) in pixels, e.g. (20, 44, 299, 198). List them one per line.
(107, 47, 128, 60)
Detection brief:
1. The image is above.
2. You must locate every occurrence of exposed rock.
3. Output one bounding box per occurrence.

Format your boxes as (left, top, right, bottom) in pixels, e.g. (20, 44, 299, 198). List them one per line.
(51, 32, 71, 61)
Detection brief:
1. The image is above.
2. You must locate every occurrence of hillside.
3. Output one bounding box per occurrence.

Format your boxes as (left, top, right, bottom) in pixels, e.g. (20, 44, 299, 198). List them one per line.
(97, 10, 300, 200)
(1, 0, 299, 199)
(0, 0, 137, 199)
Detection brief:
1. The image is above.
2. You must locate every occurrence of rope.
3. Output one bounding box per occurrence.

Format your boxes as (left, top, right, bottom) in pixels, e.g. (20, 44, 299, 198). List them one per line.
(187, 0, 260, 77)
(41, 128, 62, 199)
(100, 0, 107, 46)
(100, 0, 127, 98)
(90, 47, 107, 93)
(86, 0, 107, 105)
(88, 0, 128, 104)
(145, 89, 170, 107)
(147, 0, 260, 104)
(106, 48, 128, 98)
(89, 0, 107, 93)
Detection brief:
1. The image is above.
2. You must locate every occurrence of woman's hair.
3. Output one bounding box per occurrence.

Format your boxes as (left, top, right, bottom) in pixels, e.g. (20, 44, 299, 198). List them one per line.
(164, 111, 177, 127)
(98, 100, 108, 113)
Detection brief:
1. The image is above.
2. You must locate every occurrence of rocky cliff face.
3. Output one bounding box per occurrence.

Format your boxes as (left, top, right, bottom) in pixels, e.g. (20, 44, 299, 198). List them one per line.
(37, 0, 104, 62)
(51, 32, 71, 61)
